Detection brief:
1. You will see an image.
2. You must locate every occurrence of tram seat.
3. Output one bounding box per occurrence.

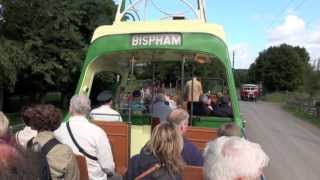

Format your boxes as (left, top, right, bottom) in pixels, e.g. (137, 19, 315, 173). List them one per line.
(75, 155, 89, 180)
(182, 165, 203, 180)
(94, 121, 129, 175)
(184, 126, 218, 151)
(151, 117, 160, 132)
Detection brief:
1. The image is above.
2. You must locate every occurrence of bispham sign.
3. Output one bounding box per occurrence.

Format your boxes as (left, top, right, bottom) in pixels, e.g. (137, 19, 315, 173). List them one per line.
(131, 33, 182, 47)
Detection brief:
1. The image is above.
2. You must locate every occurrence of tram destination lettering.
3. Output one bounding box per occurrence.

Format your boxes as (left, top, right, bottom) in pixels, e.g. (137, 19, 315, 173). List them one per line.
(131, 34, 182, 47)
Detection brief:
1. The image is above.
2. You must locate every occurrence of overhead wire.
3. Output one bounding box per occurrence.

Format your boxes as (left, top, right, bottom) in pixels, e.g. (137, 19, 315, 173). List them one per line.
(269, 0, 296, 27)
(268, 0, 308, 29)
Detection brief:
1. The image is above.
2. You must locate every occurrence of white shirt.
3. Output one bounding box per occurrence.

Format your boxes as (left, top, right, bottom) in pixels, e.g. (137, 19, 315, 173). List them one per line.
(90, 105, 123, 122)
(54, 116, 115, 180)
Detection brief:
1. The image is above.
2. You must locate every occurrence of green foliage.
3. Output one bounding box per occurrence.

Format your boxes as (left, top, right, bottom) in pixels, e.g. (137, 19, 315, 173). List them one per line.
(0, 0, 116, 101)
(0, 39, 26, 91)
(234, 69, 249, 87)
(261, 92, 288, 103)
(248, 44, 310, 92)
(303, 59, 320, 98)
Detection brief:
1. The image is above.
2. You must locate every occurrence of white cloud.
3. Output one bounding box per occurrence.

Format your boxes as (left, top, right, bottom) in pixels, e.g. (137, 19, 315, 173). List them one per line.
(230, 43, 255, 69)
(267, 14, 320, 60)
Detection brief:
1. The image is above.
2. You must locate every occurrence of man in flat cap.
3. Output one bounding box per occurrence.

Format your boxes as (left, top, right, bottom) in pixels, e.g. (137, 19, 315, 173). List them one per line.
(90, 90, 123, 121)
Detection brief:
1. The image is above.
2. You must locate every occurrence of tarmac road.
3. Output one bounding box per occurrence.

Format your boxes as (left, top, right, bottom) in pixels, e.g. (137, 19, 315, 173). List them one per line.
(241, 101, 320, 180)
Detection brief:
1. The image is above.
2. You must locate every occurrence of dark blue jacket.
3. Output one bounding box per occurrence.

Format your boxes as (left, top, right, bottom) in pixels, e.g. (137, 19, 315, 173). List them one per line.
(125, 148, 182, 180)
(181, 138, 203, 166)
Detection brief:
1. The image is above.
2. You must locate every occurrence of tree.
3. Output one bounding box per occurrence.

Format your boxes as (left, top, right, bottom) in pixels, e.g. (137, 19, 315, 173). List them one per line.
(248, 44, 310, 92)
(304, 59, 320, 98)
(0, 0, 116, 107)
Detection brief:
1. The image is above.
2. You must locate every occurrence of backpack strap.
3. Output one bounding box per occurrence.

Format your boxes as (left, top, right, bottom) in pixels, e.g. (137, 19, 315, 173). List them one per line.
(27, 137, 35, 149)
(66, 121, 98, 161)
(41, 138, 60, 155)
(135, 163, 161, 180)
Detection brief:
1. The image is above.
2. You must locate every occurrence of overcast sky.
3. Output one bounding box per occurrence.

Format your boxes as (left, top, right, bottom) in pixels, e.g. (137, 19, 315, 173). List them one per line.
(114, 0, 320, 69)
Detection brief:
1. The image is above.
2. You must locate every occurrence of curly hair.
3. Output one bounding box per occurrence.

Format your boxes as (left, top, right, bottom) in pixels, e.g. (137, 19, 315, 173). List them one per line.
(26, 104, 62, 131)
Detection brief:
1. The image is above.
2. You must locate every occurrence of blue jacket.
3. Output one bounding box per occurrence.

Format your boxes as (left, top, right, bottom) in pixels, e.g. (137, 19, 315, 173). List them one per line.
(181, 138, 204, 166)
(125, 147, 182, 180)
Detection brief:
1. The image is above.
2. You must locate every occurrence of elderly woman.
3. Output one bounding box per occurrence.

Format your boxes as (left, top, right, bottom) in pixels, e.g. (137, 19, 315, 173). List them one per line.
(26, 104, 79, 180)
(203, 136, 269, 180)
(126, 122, 185, 179)
(15, 106, 38, 148)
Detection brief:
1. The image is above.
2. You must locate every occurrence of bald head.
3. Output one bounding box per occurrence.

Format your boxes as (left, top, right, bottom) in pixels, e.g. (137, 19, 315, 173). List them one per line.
(69, 95, 91, 116)
(167, 108, 189, 134)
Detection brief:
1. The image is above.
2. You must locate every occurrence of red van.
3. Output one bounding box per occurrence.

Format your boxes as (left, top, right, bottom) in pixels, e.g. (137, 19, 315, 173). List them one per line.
(240, 84, 260, 101)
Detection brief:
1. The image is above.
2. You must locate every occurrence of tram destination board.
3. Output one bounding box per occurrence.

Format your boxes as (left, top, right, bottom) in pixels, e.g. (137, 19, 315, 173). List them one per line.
(131, 33, 182, 47)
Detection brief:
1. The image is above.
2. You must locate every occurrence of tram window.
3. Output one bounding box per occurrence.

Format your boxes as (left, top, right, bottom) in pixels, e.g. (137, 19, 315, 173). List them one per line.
(183, 58, 233, 118)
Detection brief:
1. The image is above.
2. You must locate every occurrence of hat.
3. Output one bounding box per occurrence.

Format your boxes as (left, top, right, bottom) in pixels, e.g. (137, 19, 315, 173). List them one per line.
(97, 90, 112, 102)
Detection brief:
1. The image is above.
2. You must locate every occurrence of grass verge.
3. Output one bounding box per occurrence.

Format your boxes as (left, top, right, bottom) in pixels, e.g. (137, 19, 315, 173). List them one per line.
(284, 105, 320, 128)
(261, 92, 288, 103)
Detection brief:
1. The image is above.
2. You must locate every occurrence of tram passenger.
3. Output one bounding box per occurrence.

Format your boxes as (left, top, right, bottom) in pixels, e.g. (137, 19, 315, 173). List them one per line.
(55, 95, 116, 180)
(1, 112, 39, 179)
(211, 96, 233, 117)
(131, 90, 146, 113)
(15, 106, 38, 147)
(217, 123, 241, 137)
(209, 94, 219, 109)
(203, 136, 269, 180)
(27, 104, 80, 180)
(193, 94, 213, 116)
(167, 109, 203, 166)
(0, 112, 11, 144)
(90, 90, 123, 122)
(125, 122, 184, 180)
(165, 94, 177, 109)
(185, 76, 203, 102)
(150, 94, 172, 123)
(0, 142, 40, 179)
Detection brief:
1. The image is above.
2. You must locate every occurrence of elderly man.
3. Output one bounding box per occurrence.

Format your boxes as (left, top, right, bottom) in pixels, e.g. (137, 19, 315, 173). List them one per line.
(55, 95, 115, 180)
(90, 90, 122, 122)
(203, 136, 269, 180)
(167, 108, 203, 166)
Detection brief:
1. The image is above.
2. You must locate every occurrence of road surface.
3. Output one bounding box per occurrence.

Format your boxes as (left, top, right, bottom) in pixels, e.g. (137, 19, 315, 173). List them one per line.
(241, 101, 320, 180)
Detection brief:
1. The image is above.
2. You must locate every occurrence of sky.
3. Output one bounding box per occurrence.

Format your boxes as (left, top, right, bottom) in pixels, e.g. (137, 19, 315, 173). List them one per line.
(116, 0, 320, 69)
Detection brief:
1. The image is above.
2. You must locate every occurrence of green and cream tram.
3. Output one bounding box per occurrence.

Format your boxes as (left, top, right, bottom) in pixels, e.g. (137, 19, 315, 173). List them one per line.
(74, 0, 245, 178)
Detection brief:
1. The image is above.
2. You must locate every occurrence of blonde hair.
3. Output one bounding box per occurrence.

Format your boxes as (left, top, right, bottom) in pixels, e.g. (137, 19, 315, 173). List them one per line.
(146, 122, 184, 175)
(0, 112, 9, 138)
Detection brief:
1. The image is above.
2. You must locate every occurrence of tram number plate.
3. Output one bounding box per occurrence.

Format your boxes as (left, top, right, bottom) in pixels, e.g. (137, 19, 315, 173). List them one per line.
(131, 33, 182, 47)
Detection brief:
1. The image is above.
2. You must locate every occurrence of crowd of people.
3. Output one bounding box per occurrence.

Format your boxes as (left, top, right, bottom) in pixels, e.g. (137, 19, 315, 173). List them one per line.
(0, 93, 269, 180)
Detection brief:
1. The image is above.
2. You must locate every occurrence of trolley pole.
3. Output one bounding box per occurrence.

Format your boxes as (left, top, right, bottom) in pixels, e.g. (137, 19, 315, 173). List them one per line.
(232, 51, 235, 71)
(180, 57, 185, 105)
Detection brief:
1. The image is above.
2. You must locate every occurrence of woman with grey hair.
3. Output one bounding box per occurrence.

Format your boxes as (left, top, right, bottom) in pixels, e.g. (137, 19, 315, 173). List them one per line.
(203, 136, 269, 180)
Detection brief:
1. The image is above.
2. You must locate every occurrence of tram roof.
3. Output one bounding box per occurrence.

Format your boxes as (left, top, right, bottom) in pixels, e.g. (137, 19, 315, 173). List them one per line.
(91, 20, 227, 44)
